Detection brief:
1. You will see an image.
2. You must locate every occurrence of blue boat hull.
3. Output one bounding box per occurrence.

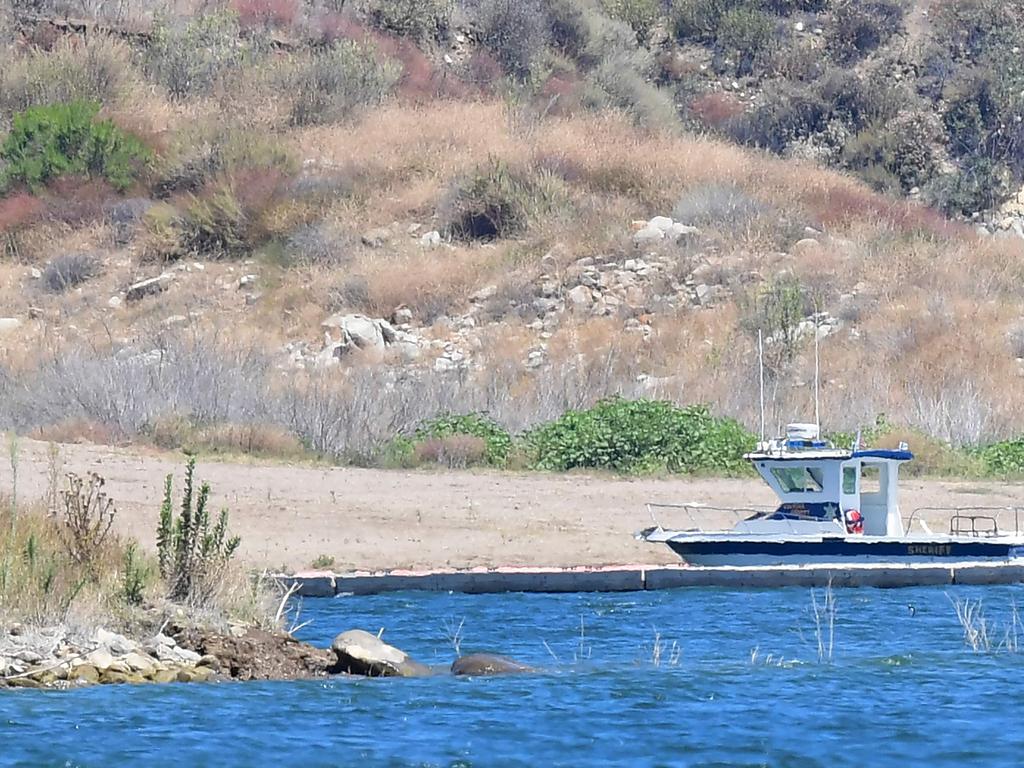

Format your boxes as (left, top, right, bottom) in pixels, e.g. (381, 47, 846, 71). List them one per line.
(666, 537, 1024, 566)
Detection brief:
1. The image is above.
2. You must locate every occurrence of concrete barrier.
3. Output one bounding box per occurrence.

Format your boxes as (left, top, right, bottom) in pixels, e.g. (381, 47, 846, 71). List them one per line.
(278, 561, 1024, 596)
(953, 564, 1024, 585)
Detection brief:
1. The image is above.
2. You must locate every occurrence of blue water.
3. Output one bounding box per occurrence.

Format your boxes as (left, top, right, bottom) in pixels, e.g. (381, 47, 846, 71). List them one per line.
(3, 585, 1024, 767)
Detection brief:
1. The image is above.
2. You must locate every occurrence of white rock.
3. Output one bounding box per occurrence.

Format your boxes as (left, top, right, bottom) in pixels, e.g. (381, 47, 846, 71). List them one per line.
(95, 628, 136, 655)
(419, 230, 441, 248)
(29, 267, 42, 279)
(633, 227, 664, 244)
(791, 238, 821, 257)
(470, 285, 498, 303)
(239, 274, 258, 288)
(0, 318, 22, 334)
(567, 285, 593, 311)
(667, 223, 699, 238)
(107, 296, 123, 309)
(125, 273, 172, 302)
(647, 216, 675, 233)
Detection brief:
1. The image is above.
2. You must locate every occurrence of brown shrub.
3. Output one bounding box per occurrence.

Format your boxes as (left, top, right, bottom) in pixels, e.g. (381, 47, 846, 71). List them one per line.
(33, 418, 121, 446)
(0, 193, 44, 234)
(413, 435, 488, 468)
(231, 0, 300, 30)
(689, 91, 745, 130)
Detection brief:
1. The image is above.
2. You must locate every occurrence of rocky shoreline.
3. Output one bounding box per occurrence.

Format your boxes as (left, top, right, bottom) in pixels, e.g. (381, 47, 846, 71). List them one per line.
(0, 623, 528, 690)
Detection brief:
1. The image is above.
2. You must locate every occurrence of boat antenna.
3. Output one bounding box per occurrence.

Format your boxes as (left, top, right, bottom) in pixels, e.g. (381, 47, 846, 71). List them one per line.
(813, 313, 821, 436)
(758, 328, 766, 443)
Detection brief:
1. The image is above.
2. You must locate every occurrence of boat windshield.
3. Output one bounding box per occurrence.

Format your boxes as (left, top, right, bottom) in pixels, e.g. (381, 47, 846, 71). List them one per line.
(771, 466, 824, 493)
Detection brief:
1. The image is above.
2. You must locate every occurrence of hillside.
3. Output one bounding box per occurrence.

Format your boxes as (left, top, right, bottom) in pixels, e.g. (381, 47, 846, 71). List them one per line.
(0, 0, 1022, 462)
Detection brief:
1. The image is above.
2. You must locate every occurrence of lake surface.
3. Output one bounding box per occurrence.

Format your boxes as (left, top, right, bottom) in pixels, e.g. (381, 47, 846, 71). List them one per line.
(3, 585, 1024, 767)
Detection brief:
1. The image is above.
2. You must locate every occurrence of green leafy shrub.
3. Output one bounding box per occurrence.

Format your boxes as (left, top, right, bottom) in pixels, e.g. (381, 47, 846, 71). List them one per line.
(730, 79, 828, 152)
(145, 11, 247, 100)
(601, 0, 662, 40)
(121, 542, 149, 606)
(923, 158, 1014, 217)
(716, 6, 775, 75)
(977, 439, 1024, 477)
(156, 457, 241, 604)
(363, 0, 452, 41)
(0, 101, 149, 192)
(440, 158, 567, 240)
(527, 398, 756, 474)
(672, 0, 743, 43)
(826, 0, 905, 65)
(414, 413, 513, 466)
(183, 187, 247, 257)
(284, 42, 401, 126)
(586, 52, 679, 130)
(842, 117, 938, 194)
(472, 0, 550, 80)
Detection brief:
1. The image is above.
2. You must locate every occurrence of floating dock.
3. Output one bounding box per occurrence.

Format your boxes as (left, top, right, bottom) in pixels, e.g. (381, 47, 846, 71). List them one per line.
(278, 562, 1024, 597)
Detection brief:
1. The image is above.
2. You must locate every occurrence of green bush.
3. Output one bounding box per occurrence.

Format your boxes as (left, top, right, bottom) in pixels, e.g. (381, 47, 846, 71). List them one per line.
(363, 0, 451, 41)
(730, 79, 828, 152)
(284, 42, 401, 127)
(526, 398, 756, 474)
(826, 0, 904, 65)
(586, 52, 679, 130)
(440, 158, 568, 240)
(414, 413, 513, 466)
(842, 118, 938, 194)
(672, 0, 746, 43)
(923, 158, 1014, 217)
(716, 6, 775, 75)
(145, 11, 247, 100)
(473, 0, 550, 80)
(0, 101, 149, 192)
(183, 187, 247, 257)
(156, 457, 240, 604)
(976, 439, 1024, 477)
(601, 0, 663, 40)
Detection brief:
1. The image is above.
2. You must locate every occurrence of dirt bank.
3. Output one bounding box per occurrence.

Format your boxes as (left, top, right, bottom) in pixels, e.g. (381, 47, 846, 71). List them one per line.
(3, 440, 1023, 571)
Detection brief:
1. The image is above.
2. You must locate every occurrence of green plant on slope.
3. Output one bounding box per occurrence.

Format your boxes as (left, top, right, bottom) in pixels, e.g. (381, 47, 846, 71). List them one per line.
(122, 542, 148, 606)
(526, 398, 755, 474)
(156, 457, 240, 604)
(976, 439, 1024, 478)
(0, 101, 149, 192)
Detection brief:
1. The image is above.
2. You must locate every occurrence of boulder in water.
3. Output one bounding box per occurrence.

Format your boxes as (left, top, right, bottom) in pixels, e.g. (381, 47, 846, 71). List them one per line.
(451, 653, 532, 676)
(331, 630, 431, 678)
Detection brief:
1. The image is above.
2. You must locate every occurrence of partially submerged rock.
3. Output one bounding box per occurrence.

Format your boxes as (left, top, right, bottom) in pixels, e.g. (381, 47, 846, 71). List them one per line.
(451, 653, 532, 677)
(331, 630, 431, 678)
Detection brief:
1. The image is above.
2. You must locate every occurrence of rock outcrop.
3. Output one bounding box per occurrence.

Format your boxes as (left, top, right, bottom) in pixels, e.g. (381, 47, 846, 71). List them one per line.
(330, 629, 431, 678)
(451, 653, 532, 676)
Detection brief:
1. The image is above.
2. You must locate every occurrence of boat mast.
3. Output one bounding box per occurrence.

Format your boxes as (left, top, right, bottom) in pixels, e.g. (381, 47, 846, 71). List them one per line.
(758, 329, 766, 443)
(813, 314, 820, 436)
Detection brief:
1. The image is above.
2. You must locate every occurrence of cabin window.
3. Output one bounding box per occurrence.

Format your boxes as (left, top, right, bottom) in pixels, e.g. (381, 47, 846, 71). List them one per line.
(861, 465, 881, 494)
(771, 466, 823, 493)
(842, 466, 858, 495)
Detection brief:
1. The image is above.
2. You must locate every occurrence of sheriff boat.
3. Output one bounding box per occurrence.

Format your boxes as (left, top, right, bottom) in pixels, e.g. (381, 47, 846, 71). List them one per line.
(639, 424, 1024, 566)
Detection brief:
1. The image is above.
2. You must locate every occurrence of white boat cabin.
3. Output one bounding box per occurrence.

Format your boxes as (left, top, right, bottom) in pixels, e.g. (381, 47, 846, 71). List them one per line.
(742, 423, 912, 538)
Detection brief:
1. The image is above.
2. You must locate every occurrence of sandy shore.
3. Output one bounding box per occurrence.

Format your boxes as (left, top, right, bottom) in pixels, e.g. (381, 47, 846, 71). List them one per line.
(3, 439, 1023, 571)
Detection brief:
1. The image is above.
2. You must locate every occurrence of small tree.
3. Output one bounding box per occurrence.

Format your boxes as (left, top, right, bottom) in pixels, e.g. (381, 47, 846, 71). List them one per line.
(156, 457, 240, 604)
(0, 101, 149, 192)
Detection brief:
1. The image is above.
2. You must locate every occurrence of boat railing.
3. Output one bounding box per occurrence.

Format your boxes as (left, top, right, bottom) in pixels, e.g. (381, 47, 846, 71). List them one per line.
(645, 502, 781, 535)
(904, 506, 1024, 538)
